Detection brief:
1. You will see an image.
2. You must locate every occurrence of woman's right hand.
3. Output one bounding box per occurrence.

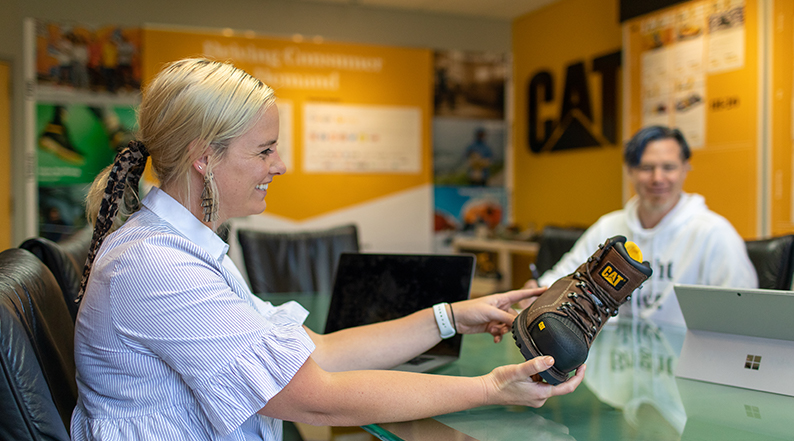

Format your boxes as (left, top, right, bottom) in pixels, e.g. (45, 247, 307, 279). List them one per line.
(482, 357, 586, 408)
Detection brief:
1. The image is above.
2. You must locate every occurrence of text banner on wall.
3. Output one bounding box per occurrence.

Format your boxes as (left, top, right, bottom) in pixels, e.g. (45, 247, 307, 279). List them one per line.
(624, 0, 758, 238)
(142, 27, 432, 221)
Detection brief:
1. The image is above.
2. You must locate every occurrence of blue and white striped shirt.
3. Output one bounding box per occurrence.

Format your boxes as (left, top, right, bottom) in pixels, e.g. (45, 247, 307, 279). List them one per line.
(71, 187, 315, 440)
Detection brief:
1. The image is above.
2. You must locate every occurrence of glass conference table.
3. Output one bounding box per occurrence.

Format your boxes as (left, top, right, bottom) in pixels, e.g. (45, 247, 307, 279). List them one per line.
(260, 293, 794, 441)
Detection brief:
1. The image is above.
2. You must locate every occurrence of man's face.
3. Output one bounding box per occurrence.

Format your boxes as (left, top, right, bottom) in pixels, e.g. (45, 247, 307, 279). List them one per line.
(628, 138, 690, 215)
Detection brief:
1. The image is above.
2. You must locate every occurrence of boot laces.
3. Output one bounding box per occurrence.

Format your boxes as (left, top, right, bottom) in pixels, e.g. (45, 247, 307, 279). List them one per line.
(556, 244, 624, 343)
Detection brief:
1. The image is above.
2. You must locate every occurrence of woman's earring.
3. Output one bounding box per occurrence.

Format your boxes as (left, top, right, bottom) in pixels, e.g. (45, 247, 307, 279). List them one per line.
(201, 171, 219, 222)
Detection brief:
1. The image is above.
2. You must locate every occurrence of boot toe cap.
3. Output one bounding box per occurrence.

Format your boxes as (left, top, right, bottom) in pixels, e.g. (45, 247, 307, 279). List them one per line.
(528, 314, 588, 373)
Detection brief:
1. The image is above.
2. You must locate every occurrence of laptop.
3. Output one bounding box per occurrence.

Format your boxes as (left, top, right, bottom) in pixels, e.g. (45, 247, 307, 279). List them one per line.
(324, 252, 475, 372)
(673, 284, 794, 397)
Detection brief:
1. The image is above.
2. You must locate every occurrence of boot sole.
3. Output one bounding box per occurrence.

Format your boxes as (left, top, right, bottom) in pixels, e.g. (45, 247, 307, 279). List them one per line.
(511, 311, 570, 385)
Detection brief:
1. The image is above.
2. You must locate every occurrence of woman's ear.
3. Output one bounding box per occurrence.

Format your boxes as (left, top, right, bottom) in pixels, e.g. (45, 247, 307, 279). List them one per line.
(193, 156, 208, 175)
(189, 140, 209, 176)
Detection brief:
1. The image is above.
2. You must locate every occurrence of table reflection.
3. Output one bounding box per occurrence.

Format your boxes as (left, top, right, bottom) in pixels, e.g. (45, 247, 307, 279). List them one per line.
(584, 318, 687, 438)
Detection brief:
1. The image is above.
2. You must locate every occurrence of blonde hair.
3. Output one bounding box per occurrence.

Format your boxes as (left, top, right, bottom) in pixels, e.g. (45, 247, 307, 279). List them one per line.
(86, 58, 276, 229)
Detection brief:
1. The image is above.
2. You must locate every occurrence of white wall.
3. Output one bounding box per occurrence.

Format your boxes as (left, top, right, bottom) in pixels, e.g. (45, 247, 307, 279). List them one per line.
(0, 0, 511, 246)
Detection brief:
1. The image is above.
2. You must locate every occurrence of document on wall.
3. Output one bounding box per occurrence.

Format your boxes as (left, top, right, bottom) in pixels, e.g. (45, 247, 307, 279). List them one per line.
(672, 4, 707, 148)
(641, 13, 674, 128)
(303, 103, 422, 173)
(706, 0, 745, 73)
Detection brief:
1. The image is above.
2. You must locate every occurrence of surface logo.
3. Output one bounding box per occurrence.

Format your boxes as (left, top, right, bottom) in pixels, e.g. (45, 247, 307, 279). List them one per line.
(745, 354, 761, 370)
(600, 264, 628, 290)
(744, 404, 761, 419)
(527, 50, 621, 153)
(538, 321, 546, 331)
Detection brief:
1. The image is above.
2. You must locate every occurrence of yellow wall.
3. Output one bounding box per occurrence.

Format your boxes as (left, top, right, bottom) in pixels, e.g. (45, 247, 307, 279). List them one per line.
(624, 0, 759, 238)
(0, 62, 10, 250)
(512, 0, 624, 231)
(143, 28, 433, 222)
(771, 0, 794, 235)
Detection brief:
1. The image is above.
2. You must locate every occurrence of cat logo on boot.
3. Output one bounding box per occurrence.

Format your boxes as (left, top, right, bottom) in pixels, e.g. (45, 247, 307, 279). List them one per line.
(600, 263, 628, 290)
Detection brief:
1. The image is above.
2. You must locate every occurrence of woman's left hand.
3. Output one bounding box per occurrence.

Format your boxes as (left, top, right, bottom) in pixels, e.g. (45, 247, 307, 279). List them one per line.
(451, 287, 547, 343)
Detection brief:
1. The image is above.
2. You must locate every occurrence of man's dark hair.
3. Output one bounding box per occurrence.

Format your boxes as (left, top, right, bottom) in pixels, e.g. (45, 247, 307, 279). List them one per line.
(623, 125, 691, 167)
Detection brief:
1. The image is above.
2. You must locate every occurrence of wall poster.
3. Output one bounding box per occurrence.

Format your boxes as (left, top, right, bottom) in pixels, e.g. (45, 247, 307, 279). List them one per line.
(26, 19, 141, 241)
(431, 50, 508, 253)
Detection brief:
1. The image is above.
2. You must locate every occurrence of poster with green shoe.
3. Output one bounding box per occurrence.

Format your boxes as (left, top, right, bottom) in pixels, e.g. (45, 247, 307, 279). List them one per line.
(36, 103, 136, 240)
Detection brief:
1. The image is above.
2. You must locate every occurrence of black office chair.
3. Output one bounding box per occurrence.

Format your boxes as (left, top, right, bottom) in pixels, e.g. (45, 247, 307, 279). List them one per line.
(0, 248, 77, 440)
(237, 224, 360, 294)
(19, 237, 83, 321)
(57, 226, 93, 272)
(533, 225, 587, 276)
(744, 234, 794, 290)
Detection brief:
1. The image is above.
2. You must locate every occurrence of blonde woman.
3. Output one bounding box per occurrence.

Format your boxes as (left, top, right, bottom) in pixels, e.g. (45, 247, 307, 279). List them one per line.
(71, 58, 585, 440)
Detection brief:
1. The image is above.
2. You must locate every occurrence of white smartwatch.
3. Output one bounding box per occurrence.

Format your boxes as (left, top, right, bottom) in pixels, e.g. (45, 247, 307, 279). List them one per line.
(433, 302, 456, 339)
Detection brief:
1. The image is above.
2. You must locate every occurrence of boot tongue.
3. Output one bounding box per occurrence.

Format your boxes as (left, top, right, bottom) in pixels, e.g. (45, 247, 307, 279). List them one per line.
(585, 242, 651, 305)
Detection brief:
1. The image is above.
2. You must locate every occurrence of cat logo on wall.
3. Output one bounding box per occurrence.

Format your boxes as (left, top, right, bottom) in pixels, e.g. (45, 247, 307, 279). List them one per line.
(527, 50, 621, 154)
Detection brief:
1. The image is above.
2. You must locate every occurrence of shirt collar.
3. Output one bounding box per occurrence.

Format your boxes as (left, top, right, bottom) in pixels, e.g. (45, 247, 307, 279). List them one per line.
(141, 186, 230, 262)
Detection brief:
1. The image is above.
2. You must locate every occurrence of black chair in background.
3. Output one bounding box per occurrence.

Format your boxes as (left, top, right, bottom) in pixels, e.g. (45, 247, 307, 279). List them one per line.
(19, 237, 83, 321)
(533, 225, 588, 276)
(745, 234, 794, 290)
(0, 248, 77, 440)
(237, 224, 360, 294)
(57, 226, 93, 272)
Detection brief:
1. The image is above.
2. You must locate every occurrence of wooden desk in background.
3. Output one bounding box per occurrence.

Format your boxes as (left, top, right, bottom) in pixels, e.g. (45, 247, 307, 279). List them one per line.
(451, 237, 539, 296)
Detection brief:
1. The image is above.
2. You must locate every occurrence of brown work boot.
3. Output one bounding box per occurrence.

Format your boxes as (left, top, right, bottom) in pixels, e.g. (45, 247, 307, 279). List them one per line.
(512, 235, 652, 385)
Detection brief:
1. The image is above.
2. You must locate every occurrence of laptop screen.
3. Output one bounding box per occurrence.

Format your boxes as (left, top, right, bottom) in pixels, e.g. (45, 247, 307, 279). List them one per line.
(324, 252, 475, 357)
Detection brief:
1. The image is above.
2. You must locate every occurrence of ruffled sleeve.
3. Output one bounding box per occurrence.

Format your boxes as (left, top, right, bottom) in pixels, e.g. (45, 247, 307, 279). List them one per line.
(192, 322, 314, 436)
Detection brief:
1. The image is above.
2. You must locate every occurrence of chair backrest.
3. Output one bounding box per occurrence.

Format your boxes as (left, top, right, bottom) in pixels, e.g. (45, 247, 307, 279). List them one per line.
(744, 235, 794, 290)
(0, 248, 77, 439)
(19, 237, 82, 321)
(237, 224, 360, 294)
(57, 226, 93, 273)
(534, 225, 587, 276)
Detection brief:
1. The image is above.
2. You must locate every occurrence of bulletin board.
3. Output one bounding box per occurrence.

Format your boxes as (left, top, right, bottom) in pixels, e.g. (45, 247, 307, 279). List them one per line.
(142, 27, 433, 222)
(623, 0, 760, 238)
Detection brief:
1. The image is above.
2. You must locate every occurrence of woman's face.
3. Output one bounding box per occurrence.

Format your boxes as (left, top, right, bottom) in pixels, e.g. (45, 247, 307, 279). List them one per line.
(211, 105, 285, 221)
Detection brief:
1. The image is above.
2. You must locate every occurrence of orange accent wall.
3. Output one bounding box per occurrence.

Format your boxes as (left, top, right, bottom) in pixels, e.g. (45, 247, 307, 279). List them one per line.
(771, 0, 794, 236)
(142, 28, 432, 221)
(512, 0, 624, 231)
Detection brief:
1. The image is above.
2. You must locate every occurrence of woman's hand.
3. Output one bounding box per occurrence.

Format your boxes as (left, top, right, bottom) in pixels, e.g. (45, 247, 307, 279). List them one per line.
(452, 287, 547, 342)
(482, 357, 586, 408)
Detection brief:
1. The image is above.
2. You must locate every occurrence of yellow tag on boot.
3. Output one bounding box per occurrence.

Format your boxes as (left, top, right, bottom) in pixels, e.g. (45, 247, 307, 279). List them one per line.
(625, 241, 643, 263)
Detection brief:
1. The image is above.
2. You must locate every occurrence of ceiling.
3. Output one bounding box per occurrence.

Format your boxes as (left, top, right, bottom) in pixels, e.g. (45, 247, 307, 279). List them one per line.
(295, 0, 560, 20)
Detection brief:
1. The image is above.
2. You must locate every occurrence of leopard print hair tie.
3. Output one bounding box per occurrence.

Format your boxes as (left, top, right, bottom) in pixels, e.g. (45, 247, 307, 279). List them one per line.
(77, 140, 149, 304)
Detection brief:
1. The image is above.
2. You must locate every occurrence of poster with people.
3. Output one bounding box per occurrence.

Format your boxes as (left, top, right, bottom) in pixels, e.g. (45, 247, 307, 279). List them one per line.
(432, 50, 508, 252)
(36, 20, 142, 95)
(30, 19, 142, 241)
(433, 117, 505, 187)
